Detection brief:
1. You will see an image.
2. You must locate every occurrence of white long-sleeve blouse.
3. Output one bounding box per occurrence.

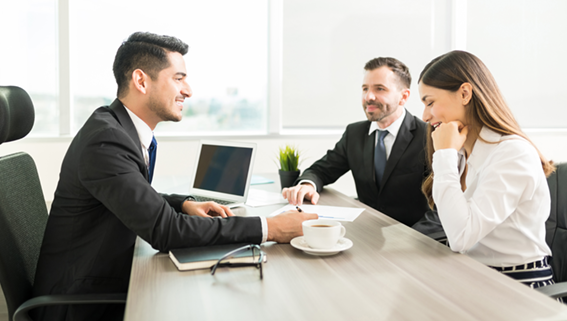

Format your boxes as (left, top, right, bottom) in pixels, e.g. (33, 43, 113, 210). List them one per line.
(432, 127, 551, 267)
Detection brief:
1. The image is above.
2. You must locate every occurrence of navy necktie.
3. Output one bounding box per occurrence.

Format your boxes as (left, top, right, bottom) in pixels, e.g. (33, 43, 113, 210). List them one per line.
(148, 136, 157, 183)
(374, 130, 388, 186)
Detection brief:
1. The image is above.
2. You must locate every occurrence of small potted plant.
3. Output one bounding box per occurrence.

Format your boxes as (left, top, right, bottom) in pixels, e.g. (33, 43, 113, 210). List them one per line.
(277, 145, 301, 189)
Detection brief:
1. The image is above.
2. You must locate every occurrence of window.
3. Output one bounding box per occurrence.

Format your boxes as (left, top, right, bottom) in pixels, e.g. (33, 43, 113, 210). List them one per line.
(3, 0, 566, 138)
(0, 0, 59, 136)
(466, 0, 567, 128)
(69, 0, 268, 135)
(281, 0, 567, 130)
(281, 0, 450, 129)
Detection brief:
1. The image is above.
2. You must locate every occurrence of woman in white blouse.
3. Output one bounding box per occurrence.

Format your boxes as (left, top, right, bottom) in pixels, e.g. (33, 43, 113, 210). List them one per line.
(418, 50, 556, 289)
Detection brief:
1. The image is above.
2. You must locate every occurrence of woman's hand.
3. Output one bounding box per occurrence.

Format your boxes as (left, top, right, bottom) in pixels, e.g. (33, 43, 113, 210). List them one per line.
(431, 121, 468, 151)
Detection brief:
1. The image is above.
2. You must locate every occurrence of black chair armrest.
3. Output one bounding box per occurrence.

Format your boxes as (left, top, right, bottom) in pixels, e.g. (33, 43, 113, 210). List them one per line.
(534, 282, 567, 299)
(13, 293, 127, 321)
(426, 231, 447, 242)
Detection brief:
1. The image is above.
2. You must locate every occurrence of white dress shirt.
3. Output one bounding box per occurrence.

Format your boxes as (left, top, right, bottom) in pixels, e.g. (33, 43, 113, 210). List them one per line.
(367, 108, 406, 159)
(123, 105, 268, 243)
(432, 127, 551, 267)
(124, 106, 153, 168)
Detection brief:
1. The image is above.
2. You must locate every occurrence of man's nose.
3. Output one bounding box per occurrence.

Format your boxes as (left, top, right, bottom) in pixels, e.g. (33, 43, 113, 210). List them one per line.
(182, 82, 192, 98)
(364, 90, 375, 102)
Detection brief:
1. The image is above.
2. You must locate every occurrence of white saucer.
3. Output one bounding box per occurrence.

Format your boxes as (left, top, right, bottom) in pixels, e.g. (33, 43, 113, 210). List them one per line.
(290, 236, 353, 256)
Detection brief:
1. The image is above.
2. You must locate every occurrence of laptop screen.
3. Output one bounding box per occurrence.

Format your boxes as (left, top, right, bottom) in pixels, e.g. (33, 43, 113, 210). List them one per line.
(193, 144, 253, 196)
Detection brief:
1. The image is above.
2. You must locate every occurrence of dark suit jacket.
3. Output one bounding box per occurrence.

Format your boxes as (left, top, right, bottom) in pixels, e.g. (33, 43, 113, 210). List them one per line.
(297, 110, 429, 226)
(33, 100, 262, 320)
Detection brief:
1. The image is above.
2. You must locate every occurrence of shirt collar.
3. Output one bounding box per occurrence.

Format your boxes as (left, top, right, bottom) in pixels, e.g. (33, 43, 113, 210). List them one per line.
(368, 108, 406, 137)
(466, 126, 508, 170)
(123, 105, 154, 150)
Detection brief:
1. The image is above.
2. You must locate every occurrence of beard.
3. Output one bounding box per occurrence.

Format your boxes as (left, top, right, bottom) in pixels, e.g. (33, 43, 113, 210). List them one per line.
(148, 93, 183, 122)
(363, 101, 396, 122)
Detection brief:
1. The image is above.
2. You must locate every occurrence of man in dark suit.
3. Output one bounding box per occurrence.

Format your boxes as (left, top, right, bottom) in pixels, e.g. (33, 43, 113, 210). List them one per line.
(282, 57, 429, 226)
(32, 32, 316, 321)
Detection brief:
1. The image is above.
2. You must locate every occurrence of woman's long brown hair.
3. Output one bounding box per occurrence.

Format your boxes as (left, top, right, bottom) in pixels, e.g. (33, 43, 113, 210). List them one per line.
(419, 50, 554, 209)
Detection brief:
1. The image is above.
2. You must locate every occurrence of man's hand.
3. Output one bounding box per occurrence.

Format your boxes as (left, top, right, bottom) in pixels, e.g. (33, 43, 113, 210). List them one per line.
(266, 210, 318, 243)
(181, 201, 234, 218)
(282, 183, 320, 206)
(431, 121, 468, 151)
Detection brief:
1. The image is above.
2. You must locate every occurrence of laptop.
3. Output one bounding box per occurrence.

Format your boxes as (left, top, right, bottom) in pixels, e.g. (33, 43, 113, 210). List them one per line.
(189, 140, 257, 208)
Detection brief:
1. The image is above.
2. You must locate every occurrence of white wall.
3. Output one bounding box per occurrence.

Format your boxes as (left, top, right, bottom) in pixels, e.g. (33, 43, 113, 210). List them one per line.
(1, 130, 566, 203)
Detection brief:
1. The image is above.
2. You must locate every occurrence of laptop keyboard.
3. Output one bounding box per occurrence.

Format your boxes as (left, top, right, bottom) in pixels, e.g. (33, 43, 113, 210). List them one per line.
(192, 195, 234, 205)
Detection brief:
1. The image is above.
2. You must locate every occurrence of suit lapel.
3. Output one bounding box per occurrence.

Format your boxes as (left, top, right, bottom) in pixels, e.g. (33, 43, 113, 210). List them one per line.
(108, 99, 149, 180)
(379, 111, 416, 190)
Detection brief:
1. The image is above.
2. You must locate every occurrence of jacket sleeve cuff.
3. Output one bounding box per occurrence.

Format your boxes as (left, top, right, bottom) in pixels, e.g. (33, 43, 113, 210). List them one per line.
(297, 180, 317, 191)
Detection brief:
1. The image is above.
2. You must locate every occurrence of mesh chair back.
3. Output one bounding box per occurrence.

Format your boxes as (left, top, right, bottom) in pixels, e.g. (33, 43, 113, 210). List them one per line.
(546, 163, 567, 283)
(0, 153, 48, 318)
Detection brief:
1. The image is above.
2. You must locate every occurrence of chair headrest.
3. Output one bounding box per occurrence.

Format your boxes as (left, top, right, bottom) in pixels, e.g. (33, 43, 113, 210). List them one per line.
(0, 86, 35, 145)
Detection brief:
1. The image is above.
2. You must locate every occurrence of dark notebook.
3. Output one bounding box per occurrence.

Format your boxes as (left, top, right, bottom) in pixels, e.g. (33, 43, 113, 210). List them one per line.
(169, 243, 266, 271)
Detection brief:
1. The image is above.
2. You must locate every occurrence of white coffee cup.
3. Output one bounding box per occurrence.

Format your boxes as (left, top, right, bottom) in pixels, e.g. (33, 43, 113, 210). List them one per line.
(302, 219, 346, 249)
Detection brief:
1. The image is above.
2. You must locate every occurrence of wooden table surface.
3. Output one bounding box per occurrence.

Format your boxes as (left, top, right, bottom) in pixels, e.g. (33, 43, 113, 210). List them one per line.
(124, 181, 567, 321)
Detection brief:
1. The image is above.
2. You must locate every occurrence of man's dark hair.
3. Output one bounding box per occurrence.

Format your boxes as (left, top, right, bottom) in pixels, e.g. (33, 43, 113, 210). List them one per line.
(113, 32, 189, 98)
(364, 57, 412, 89)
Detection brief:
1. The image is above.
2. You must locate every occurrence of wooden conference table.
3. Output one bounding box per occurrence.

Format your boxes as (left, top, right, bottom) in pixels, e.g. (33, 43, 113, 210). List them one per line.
(124, 179, 567, 320)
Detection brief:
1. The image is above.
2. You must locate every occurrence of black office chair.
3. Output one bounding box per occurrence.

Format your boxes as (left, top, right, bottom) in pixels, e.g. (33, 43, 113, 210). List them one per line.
(412, 209, 448, 245)
(0, 86, 126, 321)
(535, 163, 567, 299)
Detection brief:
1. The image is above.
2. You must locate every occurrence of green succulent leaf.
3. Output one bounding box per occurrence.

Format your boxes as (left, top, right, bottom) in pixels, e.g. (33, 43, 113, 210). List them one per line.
(278, 145, 300, 172)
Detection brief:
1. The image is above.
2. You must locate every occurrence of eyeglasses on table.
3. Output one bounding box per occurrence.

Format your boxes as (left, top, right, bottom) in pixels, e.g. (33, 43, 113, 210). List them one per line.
(210, 244, 265, 280)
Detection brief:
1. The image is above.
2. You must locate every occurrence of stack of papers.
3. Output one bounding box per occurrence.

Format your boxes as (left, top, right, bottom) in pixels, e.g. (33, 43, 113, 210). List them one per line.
(246, 189, 288, 207)
(269, 204, 364, 222)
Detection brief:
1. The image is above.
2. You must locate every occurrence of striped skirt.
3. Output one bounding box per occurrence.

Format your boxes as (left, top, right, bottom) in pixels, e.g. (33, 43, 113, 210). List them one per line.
(489, 257, 563, 302)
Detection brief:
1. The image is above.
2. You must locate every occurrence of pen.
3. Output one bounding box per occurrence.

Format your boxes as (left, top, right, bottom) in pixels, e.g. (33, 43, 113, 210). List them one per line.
(296, 206, 303, 212)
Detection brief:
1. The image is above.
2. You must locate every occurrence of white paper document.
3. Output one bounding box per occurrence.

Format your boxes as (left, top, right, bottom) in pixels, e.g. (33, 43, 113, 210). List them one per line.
(245, 189, 288, 207)
(269, 204, 364, 222)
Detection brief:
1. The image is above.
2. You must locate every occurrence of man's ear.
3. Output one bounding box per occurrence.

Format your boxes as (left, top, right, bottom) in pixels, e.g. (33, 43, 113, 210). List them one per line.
(460, 83, 473, 105)
(131, 69, 149, 94)
(399, 88, 410, 106)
